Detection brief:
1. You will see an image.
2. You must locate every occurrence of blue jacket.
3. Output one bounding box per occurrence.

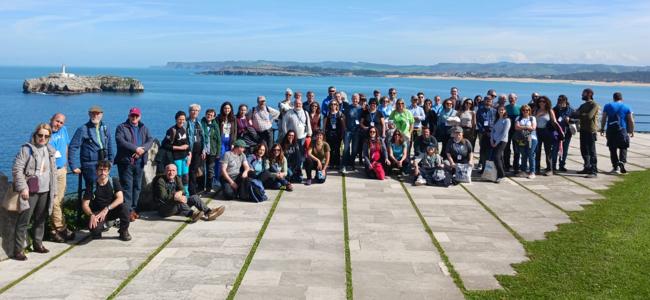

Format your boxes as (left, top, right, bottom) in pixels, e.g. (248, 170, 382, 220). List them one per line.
(114, 120, 154, 166)
(68, 121, 113, 170)
(476, 105, 497, 134)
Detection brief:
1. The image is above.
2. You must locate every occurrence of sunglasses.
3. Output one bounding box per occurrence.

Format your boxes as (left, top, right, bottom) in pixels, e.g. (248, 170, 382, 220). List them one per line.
(37, 133, 50, 138)
(273, 149, 281, 152)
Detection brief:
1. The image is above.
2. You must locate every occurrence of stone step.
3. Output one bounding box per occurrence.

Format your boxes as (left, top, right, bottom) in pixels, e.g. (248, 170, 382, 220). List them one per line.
(115, 191, 280, 299)
(345, 175, 463, 299)
(236, 177, 347, 300)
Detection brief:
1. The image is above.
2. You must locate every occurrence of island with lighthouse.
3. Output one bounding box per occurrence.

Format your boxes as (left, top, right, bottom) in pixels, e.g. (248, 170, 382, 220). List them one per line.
(23, 65, 144, 94)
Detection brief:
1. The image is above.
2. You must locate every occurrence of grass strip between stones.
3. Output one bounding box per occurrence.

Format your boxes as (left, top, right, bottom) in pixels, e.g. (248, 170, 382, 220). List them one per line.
(398, 181, 467, 293)
(341, 175, 353, 300)
(226, 190, 283, 300)
(107, 197, 221, 299)
(0, 235, 92, 294)
(460, 184, 526, 244)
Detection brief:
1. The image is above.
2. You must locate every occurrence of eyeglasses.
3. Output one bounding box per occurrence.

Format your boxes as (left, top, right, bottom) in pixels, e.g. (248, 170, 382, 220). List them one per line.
(329, 90, 335, 93)
(37, 133, 50, 138)
(369, 130, 377, 133)
(273, 149, 281, 152)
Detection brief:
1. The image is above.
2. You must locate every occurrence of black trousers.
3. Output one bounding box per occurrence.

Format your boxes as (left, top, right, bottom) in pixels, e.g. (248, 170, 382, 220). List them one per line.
(158, 195, 209, 218)
(579, 131, 598, 173)
(609, 147, 628, 168)
(494, 141, 507, 178)
(89, 204, 130, 236)
(504, 126, 518, 170)
(535, 128, 553, 173)
(198, 154, 217, 192)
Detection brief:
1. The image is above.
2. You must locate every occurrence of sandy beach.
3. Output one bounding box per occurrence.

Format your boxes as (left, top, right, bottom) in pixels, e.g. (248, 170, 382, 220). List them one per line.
(394, 75, 650, 87)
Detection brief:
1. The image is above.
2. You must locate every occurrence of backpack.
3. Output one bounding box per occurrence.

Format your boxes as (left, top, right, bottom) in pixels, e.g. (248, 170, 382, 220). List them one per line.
(429, 167, 452, 187)
(606, 105, 630, 148)
(240, 178, 268, 203)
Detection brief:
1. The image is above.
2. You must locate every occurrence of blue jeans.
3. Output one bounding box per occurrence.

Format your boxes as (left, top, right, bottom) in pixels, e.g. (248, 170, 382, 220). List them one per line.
(342, 131, 360, 167)
(552, 135, 572, 169)
(118, 163, 144, 213)
(519, 139, 538, 173)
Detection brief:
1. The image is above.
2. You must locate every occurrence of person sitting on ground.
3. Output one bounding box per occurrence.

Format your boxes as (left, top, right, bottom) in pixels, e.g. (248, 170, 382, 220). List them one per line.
(445, 126, 474, 174)
(264, 144, 293, 191)
(305, 130, 330, 185)
(416, 126, 438, 159)
(413, 144, 445, 186)
(81, 160, 131, 241)
(247, 143, 267, 179)
(281, 130, 303, 183)
(162, 111, 191, 195)
(362, 126, 389, 180)
(387, 129, 410, 176)
(155, 164, 225, 222)
(220, 139, 250, 200)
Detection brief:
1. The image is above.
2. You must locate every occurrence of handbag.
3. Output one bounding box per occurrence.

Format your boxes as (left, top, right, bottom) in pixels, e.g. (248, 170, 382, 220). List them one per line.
(481, 161, 498, 182)
(2, 184, 28, 212)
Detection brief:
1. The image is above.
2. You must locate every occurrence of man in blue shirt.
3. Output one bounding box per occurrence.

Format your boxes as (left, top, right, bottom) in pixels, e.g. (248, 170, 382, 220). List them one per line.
(321, 86, 336, 117)
(342, 93, 362, 173)
(600, 92, 635, 174)
(504, 93, 521, 172)
(49, 113, 74, 242)
(69, 105, 113, 192)
(432, 95, 443, 115)
(476, 96, 497, 172)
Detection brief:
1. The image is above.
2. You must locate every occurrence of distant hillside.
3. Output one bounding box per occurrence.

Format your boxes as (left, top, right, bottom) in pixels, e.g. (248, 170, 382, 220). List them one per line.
(165, 60, 650, 76)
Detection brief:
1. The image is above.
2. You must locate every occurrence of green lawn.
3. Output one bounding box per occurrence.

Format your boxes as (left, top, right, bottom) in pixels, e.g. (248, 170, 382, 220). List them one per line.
(466, 170, 650, 299)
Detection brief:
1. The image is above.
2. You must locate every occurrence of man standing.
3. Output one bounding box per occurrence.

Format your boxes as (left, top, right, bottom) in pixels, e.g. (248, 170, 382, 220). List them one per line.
(432, 95, 443, 115)
(495, 94, 507, 108)
(249, 96, 280, 147)
(504, 93, 521, 172)
(388, 88, 398, 104)
(416, 92, 426, 107)
(342, 93, 362, 172)
(303, 91, 317, 114)
(369, 89, 381, 105)
(575, 88, 600, 178)
(186, 104, 207, 195)
(48, 113, 74, 242)
(600, 92, 635, 174)
(321, 86, 337, 117)
(408, 95, 426, 157)
(476, 96, 497, 172)
(445, 87, 462, 110)
(69, 105, 113, 191)
(82, 161, 131, 241)
(156, 164, 225, 222)
(115, 107, 154, 222)
(200, 108, 221, 193)
(278, 88, 294, 129)
(281, 97, 312, 149)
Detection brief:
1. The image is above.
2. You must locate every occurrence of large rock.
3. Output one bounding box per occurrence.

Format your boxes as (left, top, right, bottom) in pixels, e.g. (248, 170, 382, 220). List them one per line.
(0, 172, 17, 260)
(23, 75, 144, 94)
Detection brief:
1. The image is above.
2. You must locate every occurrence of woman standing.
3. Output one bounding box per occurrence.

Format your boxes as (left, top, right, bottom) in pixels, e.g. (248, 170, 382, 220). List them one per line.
(11, 123, 57, 260)
(162, 111, 191, 194)
(265, 144, 293, 191)
(387, 130, 410, 176)
(216, 102, 238, 184)
(324, 101, 346, 170)
(422, 99, 438, 140)
(235, 104, 249, 140)
(514, 105, 538, 179)
(362, 127, 389, 180)
(309, 102, 321, 132)
(552, 95, 574, 172)
(534, 96, 560, 175)
(437, 99, 458, 157)
(305, 130, 330, 185)
(457, 98, 477, 150)
(491, 106, 511, 183)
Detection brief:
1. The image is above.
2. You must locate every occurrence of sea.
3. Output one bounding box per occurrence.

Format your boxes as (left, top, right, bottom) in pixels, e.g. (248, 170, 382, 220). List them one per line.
(1, 66, 648, 194)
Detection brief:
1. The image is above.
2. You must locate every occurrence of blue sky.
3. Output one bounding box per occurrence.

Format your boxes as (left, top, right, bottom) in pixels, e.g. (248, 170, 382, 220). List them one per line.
(1, 0, 649, 67)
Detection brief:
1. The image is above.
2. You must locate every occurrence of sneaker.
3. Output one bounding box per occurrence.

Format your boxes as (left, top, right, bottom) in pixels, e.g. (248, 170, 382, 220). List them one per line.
(64, 228, 76, 241)
(206, 206, 226, 221)
(495, 177, 504, 184)
(13, 251, 27, 261)
(190, 210, 204, 223)
(340, 166, 347, 174)
(586, 173, 598, 178)
(305, 179, 312, 186)
(577, 169, 591, 175)
(518, 172, 528, 178)
(118, 230, 132, 242)
(286, 183, 294, 192)
(415, 176, 426, 186)
(129, 211, 137, 222)
(528, 173, 536, 179)
(558, 166, 568, 172)
(619, 163, 627, 174)
(51, 230, 65, 243)
(610, 167, 620, 174)
(544, 170, 553, 176)
(33, 244, 49, 254)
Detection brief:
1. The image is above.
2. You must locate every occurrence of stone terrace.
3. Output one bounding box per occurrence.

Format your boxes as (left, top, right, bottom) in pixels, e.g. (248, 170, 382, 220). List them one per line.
(0, 133, 648, 299)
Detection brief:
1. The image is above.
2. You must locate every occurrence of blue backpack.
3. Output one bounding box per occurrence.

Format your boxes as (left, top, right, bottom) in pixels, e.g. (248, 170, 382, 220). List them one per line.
(241, 178, 268, 202)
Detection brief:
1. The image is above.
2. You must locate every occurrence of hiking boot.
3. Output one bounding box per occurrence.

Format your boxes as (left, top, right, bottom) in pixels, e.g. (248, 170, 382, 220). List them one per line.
(33, 244, 49, 254)
(619, 163, 627, 174)
(190, 210, 204, 223)
(13, 251, 27, 261)
(51, 229, 65, 243)
(206, 206, 226, 221)
(118, 230, 132, 242)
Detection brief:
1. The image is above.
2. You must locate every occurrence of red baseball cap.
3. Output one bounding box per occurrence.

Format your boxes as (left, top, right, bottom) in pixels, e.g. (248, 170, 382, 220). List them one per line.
(129, 107, 141, 116)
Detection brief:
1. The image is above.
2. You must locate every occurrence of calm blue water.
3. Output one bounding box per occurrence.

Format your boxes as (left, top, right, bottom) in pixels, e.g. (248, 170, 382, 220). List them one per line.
(1, 66, 648, 192)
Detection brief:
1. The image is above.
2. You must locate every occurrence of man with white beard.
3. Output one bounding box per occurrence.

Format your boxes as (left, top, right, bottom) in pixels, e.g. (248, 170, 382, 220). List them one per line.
(69, 105, 114, 192)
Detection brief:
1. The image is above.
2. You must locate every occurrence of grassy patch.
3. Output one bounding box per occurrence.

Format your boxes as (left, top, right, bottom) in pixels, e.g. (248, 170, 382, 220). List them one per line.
(467, 170, 650, 299)
(341, 175, 353, 299)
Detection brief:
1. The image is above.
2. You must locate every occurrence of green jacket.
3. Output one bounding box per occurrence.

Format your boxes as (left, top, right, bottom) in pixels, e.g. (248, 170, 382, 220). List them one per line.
(576, 100, 600, 133)
(154, 175, 184, 206)
(201, 117, 222, 157)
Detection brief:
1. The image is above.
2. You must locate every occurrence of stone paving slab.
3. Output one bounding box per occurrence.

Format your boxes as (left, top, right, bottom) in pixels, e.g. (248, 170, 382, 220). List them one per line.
(559, 154, 621, 191)
(462, 178, 570, 241)
(0, 212, 186, 299)
(0, 233, 88, 289)
(346, 176, 463, 300)
(404, 183, 527, 290)
(568, 143, 649, 170)
(508, 174, 602, 211)
(116, 191, 279, 300)
(237, 176, 346, 300)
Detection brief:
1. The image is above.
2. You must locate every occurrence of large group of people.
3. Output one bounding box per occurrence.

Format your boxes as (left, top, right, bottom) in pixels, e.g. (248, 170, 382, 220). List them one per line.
(4, 85, 636, 261)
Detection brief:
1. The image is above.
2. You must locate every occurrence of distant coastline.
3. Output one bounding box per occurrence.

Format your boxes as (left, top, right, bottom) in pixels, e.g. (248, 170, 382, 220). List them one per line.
(396, 75, 650, 87)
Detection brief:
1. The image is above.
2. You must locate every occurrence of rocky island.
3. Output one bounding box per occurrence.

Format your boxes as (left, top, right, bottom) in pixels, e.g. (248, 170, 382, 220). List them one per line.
(23, 65, 144, 94)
